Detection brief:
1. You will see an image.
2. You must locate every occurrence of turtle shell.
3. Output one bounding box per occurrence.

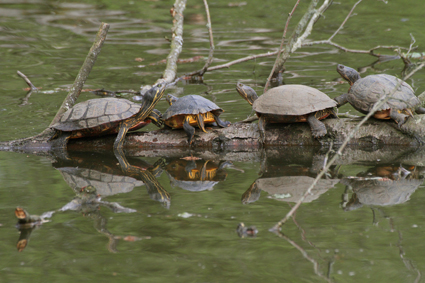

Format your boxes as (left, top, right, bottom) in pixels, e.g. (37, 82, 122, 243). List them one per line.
(253, 85, 337, 116)
(52, 98, 142, 132)
(348, 74, 420, 114)
(162, 95, 223, 120)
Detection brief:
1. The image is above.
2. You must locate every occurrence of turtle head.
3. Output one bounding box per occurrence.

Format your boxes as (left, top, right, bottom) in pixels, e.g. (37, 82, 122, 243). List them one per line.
(138, 83, 166, 118)
(145, 83, 166, 105)
(337, 64, 361, 86)
(166, 94, 179, 106)
(236, 82, 259, 106)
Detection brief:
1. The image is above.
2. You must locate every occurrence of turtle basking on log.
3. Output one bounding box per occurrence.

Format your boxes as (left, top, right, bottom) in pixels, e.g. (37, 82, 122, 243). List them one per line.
(162, 94, 231, 144)
(236, 83, 337, 144)
(334, 64, 425, 126)
(50, 83, 166, 149)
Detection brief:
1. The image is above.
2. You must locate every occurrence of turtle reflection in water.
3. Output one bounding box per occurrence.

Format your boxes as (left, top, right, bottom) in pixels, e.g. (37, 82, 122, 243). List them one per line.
(341, 165, 424, 223)
(15, 207, 51, 252)
(242, 176, 339, 204)
(164, 158, 232, 192)
(53, 150, 170, 208)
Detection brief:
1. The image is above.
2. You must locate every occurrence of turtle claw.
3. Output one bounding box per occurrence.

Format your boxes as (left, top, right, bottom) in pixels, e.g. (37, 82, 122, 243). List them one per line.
(311, 128, 327, 138)
(307, 114, 327, 139)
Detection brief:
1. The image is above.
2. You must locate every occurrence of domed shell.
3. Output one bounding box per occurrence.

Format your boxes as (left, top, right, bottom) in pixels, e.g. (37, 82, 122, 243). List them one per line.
(348, 74, 420, 113)
(253, 85, 337, 116)
(52, 98, 141, 131)
(162, 95, 223, 120)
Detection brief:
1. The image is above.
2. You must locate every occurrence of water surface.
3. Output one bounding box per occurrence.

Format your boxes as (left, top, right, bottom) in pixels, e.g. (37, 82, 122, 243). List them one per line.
(1, 0, 425, 282)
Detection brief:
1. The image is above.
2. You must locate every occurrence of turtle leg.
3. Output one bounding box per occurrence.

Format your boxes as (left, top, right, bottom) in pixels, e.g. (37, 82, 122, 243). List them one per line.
(334, 93, 349, 107)
(213, 114, 231, 128)
(183, 116, 196, 144)
(307, 113, 327, 138)
(196, 114, 207, 133)
(258, 116, 267, 144)
(389, 108, 409, 127)
(114, 121, 131, 149)
(415, 106, 425, 114)
(148, 109, 163, 128)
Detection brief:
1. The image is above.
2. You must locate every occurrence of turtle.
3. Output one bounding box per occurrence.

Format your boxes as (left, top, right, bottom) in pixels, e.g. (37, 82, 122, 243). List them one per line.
(334, 64, 425, 126)
(50, 83, 166, 149)
(162, 94, 231, 144)
(236, 82, 337, 143)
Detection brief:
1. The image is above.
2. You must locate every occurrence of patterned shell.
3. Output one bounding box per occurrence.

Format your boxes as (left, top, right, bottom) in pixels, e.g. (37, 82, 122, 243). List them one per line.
(162, 95, 223, 120)
(347, 74, 420, 113)
(52, 98, 141, 131)
(253, 85, 337, 116)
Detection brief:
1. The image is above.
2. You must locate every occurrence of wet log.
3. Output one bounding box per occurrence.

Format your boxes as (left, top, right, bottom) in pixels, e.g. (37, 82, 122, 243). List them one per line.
(1, 116, 425, 153)
(65, 115, 425, 150)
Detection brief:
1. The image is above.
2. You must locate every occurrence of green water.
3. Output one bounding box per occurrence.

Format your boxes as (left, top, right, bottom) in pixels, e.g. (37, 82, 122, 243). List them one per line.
(1, 0, 425, 282)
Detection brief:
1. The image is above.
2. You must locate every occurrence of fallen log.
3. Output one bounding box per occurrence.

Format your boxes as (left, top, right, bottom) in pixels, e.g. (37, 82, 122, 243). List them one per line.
(70, 115, 425, 149)
(1, 116, 425, 152)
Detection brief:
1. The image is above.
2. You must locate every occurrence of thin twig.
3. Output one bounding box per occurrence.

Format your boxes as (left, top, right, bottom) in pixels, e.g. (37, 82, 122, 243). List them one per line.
(328, 0, 362, 42)
(185, 0, 214, 77)
(48, 22, 110, 128)
(270, 62, 425, 231)
(322, 140, 333, 172)
(264, 0, 300, 92)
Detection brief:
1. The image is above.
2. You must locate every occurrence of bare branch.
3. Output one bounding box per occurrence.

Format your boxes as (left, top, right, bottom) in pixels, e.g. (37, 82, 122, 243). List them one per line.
(302, 0, 414, 59)
(185, 0, 215, 77)
(264, 0, 301, 92)
(290, 0, 333, 52)
(328, 0, 362, 42)
(204, 51, 279, 71)
(155, 0, 187, 86)
(17, 71, 38, 91)
(48, 22, 110, 128)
